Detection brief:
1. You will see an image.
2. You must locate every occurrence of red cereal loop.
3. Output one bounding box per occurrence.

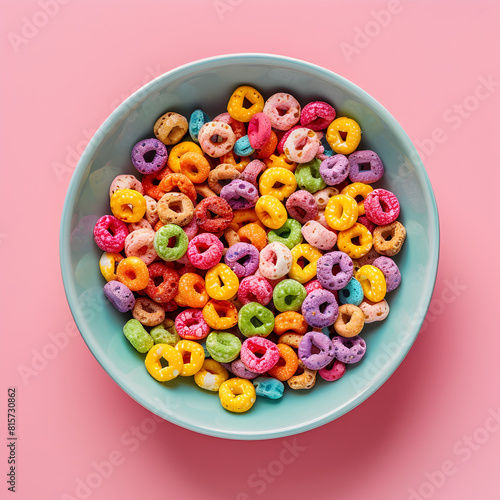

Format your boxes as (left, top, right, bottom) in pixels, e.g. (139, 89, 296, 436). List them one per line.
(194, 197, 233, 233)
(142, 166, 173, 200)
(253, 130, 278, 159)
(364, 189, 400, 226)
(300, 101, 336, 131)
(145, 263, 180, 303)
(237, 275, 273, 305)
(175, 309, 210, 340)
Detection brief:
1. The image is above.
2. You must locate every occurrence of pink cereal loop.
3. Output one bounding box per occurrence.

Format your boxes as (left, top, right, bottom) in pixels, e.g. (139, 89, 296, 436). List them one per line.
(283, 128, 321, 163)
(213, 112, 246, 140)
(240, 337, 280, 374)
(175, 309, 210, 340)
(240, 159, 266, 187)
(304, 279, 323, 295)
(263, 93, 301, 131)
(198, 121, 236, 158)
(248, 112, 272, 149)
(93, 215, 128, 252)
(300, 101, 336, 131)
(237, 275, 274, 305)
(124, 228, 157, 265)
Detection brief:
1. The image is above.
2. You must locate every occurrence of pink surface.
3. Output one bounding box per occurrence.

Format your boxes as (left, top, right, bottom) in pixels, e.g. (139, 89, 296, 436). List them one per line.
(1, 1, 499, 499)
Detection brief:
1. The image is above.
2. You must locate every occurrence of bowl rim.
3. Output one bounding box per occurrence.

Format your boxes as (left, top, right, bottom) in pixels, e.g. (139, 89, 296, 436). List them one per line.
(59, 53, 440, 440)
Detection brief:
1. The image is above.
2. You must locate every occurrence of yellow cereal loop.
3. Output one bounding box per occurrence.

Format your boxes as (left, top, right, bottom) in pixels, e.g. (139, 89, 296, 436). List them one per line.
(325, 194, 358, 231)
(167, 141, 203, 173)
(326, 117, 362, 154)
(341, 183, 373, 216)
(259, 167, 297, 201)
(355, 264, 387, 302)
(145, 343, 183, 382)
(99, 252, 123, 281)
(255, 195, 287, 229)
(227, 85, 264, 122)
(175, 340, 205, 376)
(289, 244, 323, 284)
(337, 223, 373, 259)
(194, 359, 229, 391)
(205, 263, 239, 300)
(110, 189, 147, 223)
(263, 153, 297, 172)
(219, 378, 256, 413)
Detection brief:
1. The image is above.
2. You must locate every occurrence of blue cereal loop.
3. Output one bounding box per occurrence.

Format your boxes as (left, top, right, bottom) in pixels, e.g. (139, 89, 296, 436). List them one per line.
(234, 135, 255, 156)
(189, 109, 210, 143)
(338, 278, 364, 306)
(253, 376, 284, 399)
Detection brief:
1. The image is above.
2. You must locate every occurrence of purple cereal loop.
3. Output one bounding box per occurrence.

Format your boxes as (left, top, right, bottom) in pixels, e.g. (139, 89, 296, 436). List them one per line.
(332, 335, 366, 364)
(224, 242, 260, 277)
(103, 280, 135, 313)
(220, 179, 259, 210)
(230, 358, 260, 379)
(298, 331, 335, 370)
(301, 289, 339, 328)
(348, 150, 384, 184)
(319, 155, 349, 185)
(372, 256, 401, 292)
(131, 138, 168, 175)
(316, 251, 354, 291)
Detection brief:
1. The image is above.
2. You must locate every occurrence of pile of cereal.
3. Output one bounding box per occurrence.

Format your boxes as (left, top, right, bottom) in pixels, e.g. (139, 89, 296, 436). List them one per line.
(93, 86, 406, 413)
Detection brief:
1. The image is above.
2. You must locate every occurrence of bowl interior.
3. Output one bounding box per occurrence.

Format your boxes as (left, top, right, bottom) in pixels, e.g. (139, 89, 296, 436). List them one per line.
(60, 54, 438, 439)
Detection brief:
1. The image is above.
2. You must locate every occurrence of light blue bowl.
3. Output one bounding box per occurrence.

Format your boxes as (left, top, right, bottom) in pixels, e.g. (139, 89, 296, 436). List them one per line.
(60, 54, 439, 440)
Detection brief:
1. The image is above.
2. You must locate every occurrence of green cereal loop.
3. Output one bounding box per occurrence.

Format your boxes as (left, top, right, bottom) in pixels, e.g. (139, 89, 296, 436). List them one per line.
(268, 218, 303, 250)
(123, 319, 154, 353)
(206, 331, 242, 363)
(150, 320, 180, 346)
(238, 302, 275, 338)
(153, 224, 188, 261)
(295, 158, 326, 193)
(273, 279, 307, 312)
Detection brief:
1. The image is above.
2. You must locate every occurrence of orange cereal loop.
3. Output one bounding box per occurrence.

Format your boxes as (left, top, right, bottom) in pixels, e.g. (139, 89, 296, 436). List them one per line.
(154, 220, 165, 232)
(202, 299, 239, 330)
(277, 333, 304, 349)
(173, 290, 189, 307)
(116, 256, 150, 291)
(179, 152, 210, 184)
(268, 344, 299, 382)
(237, 223, 267, 251)
(253, 130, 278, 159)
(264, 153, 297, 172)
(142, 166, 173, 200)
(177, 273, 209, 308)
(158, 173, 197, 204)
(167, 141, 203, 173)
(194, 182, 217, 199)
(274, 311, 308, 336)
(228, 208, 264, 232)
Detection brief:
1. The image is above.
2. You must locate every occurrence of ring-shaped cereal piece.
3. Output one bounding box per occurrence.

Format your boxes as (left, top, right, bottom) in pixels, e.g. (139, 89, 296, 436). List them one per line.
(287, 360, 316, 390)
(132, 297, 165, 326)
(179, 152, 210, 184)
(259, 242, 293, 280)
(219, 150, 251, 173)
(355, 264, 387, 302)
(234, 135, 255, 157)
(324, 194, 359, 231)
(294, 158, 326, 193)
(194, 359, 229, 392)
(227, 85, 264, 123)
(254, 130, 279, 160)
(219, 378, 256, 413)
(273, 279, 307, 312)
(202, 299, 239, 330)
(237, 223, 267, 251)
(116, 256, 149, 291)
(284, 128, 321, 163)
(228, 208, 262, 231)
(156, 192, 194, 227)
(175, 308, 210, 340)
(104, 281, 135, 313)
(332, 335, 366, 364)
(372, 256, 401, 292)
(208, 163, 241, 195)
(124, 228, 157, 265)
(143, 195, 159, 226)
(268, 218, 303, 250)
(177, 273, 209, 308)
(274, 311, 308, 336)
(288, 244, 323, 284)
(253, 376, 284, 400)
(286, 190, 319, 224)
(131, 138, 168, 175)
(150, 319, 180, 345)
(145, 263, 180, 303)
(333, 304, 365, 337)
(110, 189, 147, 223)
(175, 340, 205, 376)
(313, 187, 340, 210)
(154, 224, 189, 261)
(348, 150, 385, 184)
(337, 222, 373, 259)
(206, 331, 242, 363)
(194, 197, 234, 233)
(338, 278, 364, 306)
(237, 276, 273, 306)
(263, 92, 301, 131)
(278, 333, 304, 349)
(158, 173, 197, 204)
(267, 344, 299, 382)
(238, 302, 275, 338)
(240, 159, 266, 187)
(142, 166, 173, 200)
(364, 188, 400, 226)
(301, 289, 339, 329)
(93, 215, 128, 252)
(224, 242, 260, 277)
(240, 337, 280, 373)
(341, 183, 373, 216)
(316, 251, 354, 291)
(187, 233, 224, 270)
(326, 117, 362, 154)
(373, 221, 406, 256)
(248, 112, 271, 149)
(220, 180, 259, 210)
(359, 298, 390, 323)
(123, 319, 154, 353)
(300, 101, 336, 131)
(198, 121, 237, 158)
(109, 174, 144, 198)
(99, 251, 124, 281)
(259, 167, 297, 201)
(263, 153, 297, 172)
(154, 112, 188, 146)
(145, 343, 183, 381)
(213, 112, 246, 140)
(301, 220, 337, 251)
(166, 141, 203, 173)
(189, 109, 210, 143)
(319, 155, 350, 186)
(298, 331, 335, 370)
(318, 359, 346, 382)
(205, 263, 239, 300)
(255, 195, 287, 229)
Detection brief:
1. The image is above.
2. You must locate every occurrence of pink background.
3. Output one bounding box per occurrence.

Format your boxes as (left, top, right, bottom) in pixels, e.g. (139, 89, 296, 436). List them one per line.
(1, 0, 499, 499)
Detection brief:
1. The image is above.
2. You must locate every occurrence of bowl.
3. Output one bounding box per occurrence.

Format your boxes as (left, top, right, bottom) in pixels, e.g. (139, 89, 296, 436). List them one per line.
(60, 53, 439, 440)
